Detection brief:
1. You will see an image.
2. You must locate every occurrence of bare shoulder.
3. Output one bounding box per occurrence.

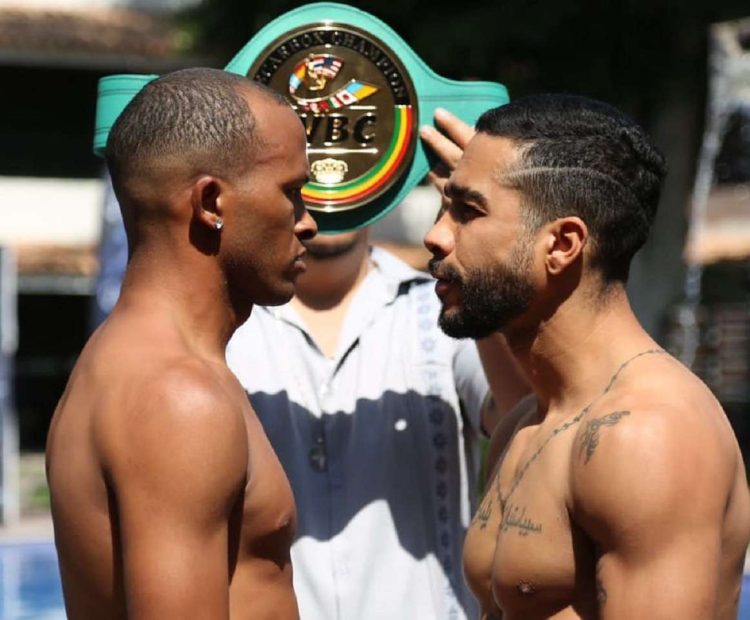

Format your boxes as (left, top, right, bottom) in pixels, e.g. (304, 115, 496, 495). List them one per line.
(98, 356, 249, 497)
(571, 356, 740, 542)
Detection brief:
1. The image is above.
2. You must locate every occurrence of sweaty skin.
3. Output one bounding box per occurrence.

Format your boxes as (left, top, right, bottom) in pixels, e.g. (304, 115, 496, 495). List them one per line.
(46, 86, 317, 619)
(423, 124, 750, 620)
(465, 353, 750, 620)
(47, 315, 298, 620)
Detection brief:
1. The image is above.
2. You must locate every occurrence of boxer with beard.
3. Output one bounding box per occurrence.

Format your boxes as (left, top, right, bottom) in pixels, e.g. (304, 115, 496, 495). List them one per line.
(425, 94, 750, 619)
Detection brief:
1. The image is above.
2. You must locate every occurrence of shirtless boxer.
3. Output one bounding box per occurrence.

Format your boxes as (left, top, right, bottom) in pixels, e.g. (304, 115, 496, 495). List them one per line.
(46, 68, 317, 619)
(424, 94, 750, 619)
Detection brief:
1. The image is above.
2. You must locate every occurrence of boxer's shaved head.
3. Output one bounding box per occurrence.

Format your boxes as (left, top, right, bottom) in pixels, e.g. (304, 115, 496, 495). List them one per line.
(106, 67, 289, 193)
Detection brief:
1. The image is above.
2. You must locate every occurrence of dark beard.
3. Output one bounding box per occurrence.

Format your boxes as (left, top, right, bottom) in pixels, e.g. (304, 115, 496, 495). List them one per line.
(431, 257, 534, 339)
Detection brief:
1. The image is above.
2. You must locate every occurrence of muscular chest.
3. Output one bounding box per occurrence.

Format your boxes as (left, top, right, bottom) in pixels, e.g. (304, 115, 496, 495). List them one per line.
(489, 426, 596, 615)
(235, 409, 297, 565)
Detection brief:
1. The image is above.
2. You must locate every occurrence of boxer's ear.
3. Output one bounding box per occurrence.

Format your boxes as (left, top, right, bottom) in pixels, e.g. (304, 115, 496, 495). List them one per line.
(191, 176, 225, 232)
(544, 216, 588, 275)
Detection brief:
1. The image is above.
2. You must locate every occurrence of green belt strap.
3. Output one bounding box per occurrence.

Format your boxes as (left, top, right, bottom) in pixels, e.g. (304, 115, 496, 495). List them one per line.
(93, 2, 509, 232)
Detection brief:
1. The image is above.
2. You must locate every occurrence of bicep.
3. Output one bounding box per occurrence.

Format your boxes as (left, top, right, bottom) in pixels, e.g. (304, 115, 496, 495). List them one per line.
(574, 409, 727, 619)
(596, 526, 722, 619)
(116, 474, 241, 619)
(106, 383, 247, 618)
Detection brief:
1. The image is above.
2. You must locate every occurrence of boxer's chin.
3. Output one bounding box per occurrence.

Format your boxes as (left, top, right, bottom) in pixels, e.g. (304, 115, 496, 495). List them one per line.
(437, 262, 535, 340)
(438, 305, 491, 339)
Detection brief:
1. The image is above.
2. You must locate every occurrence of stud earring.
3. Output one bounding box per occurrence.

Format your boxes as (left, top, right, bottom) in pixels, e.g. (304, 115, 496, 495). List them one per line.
(214, 217, 224, 231)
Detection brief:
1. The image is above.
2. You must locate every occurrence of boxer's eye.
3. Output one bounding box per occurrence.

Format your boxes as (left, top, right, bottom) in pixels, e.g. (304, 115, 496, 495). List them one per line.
(451, 200, 481, 223)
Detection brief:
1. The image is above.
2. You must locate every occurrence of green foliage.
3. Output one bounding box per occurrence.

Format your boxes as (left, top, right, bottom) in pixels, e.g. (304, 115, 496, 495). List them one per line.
(29, 483, 50, 512)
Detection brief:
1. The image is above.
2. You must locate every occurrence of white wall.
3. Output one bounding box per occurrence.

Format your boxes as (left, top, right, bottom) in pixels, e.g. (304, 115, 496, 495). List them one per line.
(0, 177, 103, 247)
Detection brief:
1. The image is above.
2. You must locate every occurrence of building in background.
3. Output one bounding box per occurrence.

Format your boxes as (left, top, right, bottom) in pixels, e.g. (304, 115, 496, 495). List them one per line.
(666, 17, 750, 472)
(2, 1, 749, 478)
(0, 0, 204, 461)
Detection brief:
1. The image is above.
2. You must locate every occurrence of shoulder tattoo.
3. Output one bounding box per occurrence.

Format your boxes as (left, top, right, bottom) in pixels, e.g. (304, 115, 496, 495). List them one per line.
(579, 410, 630, 465)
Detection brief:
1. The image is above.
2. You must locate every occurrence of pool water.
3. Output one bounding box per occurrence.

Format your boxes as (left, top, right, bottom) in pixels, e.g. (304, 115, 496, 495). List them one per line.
(0, 542, 64, 620)
(0, 542, 748, 618)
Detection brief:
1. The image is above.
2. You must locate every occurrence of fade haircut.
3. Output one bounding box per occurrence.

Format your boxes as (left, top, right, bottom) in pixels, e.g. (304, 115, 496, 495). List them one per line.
(106, 67, 288, 193)
(476, 94, 667, 283)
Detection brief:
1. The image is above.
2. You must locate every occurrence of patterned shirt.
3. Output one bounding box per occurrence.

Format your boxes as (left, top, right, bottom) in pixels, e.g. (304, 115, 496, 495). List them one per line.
(226, 247, 488, 620)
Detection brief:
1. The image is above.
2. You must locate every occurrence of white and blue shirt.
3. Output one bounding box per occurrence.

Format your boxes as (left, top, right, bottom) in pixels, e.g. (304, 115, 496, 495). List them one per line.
(227, 247, 488, 620)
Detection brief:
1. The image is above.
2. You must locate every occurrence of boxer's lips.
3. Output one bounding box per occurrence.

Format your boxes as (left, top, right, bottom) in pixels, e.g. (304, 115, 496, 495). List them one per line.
(429, 264, 461, 299)
(433, 278, 456, 298)
(292, 251, 307, 274)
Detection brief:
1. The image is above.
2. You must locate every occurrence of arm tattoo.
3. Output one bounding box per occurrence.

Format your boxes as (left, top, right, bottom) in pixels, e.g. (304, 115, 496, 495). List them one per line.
(494, 350, 663, 508)
(578, 410, 630, 464)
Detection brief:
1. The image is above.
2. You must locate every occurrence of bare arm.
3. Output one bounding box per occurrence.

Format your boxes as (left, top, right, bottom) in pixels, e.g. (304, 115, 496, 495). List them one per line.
(572, 406, 729, 618)
(102, 365, 247, 619)
(476, 337, 530, 434)
(421, 108, 530, 435)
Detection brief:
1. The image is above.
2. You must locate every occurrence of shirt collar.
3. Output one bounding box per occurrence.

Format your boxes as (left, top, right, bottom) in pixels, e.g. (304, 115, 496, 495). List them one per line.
(369, 246, 431, 287)
(258, 246, 432, 360)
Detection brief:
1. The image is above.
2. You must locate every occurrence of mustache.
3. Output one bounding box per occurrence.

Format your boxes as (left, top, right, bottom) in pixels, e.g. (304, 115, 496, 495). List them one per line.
(428, 259, 462, 283)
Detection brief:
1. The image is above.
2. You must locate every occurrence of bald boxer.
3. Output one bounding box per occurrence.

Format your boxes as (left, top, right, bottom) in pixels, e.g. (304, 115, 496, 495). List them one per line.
(46, 68, 317, 619)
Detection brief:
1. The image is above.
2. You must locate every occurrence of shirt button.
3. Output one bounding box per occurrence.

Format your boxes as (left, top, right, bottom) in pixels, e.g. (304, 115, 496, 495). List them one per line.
(319, 382, 330, 397)
(309, 445, 327, 471)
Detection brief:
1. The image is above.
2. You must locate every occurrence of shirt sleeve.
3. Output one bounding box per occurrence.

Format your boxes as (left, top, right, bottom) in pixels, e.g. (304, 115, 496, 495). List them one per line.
(452, 339, 489, 434)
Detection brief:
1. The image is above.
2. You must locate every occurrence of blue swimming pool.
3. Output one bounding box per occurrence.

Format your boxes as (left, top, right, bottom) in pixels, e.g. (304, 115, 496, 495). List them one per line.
(0, 541, 748, 618)
(0, 542, 64, 619)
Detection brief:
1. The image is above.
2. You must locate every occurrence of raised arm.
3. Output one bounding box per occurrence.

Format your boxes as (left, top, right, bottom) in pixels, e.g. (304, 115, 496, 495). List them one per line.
(572, 405, 730, 618)
(475, 338, 530, 434)
(101, 364, 248, 619)
(421, 108, 530, 434)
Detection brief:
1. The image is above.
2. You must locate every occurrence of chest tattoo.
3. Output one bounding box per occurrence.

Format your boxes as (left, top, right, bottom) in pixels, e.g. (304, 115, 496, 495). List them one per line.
(472, 349, 666, 534)
(500, 502, 543, 536)
(473, 492, 494, 529)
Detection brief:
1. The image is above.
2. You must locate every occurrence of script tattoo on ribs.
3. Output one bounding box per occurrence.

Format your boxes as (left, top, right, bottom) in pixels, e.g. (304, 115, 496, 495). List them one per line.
(579, 410, 631, 464)
(500, 502, 543, 536)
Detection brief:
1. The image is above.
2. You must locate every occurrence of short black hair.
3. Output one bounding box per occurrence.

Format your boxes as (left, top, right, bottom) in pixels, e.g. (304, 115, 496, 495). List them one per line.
(476, 94, 667, 283)
(106, 67, 287, 191)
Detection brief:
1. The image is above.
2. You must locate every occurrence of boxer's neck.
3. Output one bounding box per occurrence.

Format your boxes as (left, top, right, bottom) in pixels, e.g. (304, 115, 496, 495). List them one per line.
(506, 283, 657, 418)
(118, 246, 241, 358)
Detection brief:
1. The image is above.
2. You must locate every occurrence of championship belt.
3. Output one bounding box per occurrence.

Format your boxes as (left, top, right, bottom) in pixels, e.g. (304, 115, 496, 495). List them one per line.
(93, 3, 509, 232)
